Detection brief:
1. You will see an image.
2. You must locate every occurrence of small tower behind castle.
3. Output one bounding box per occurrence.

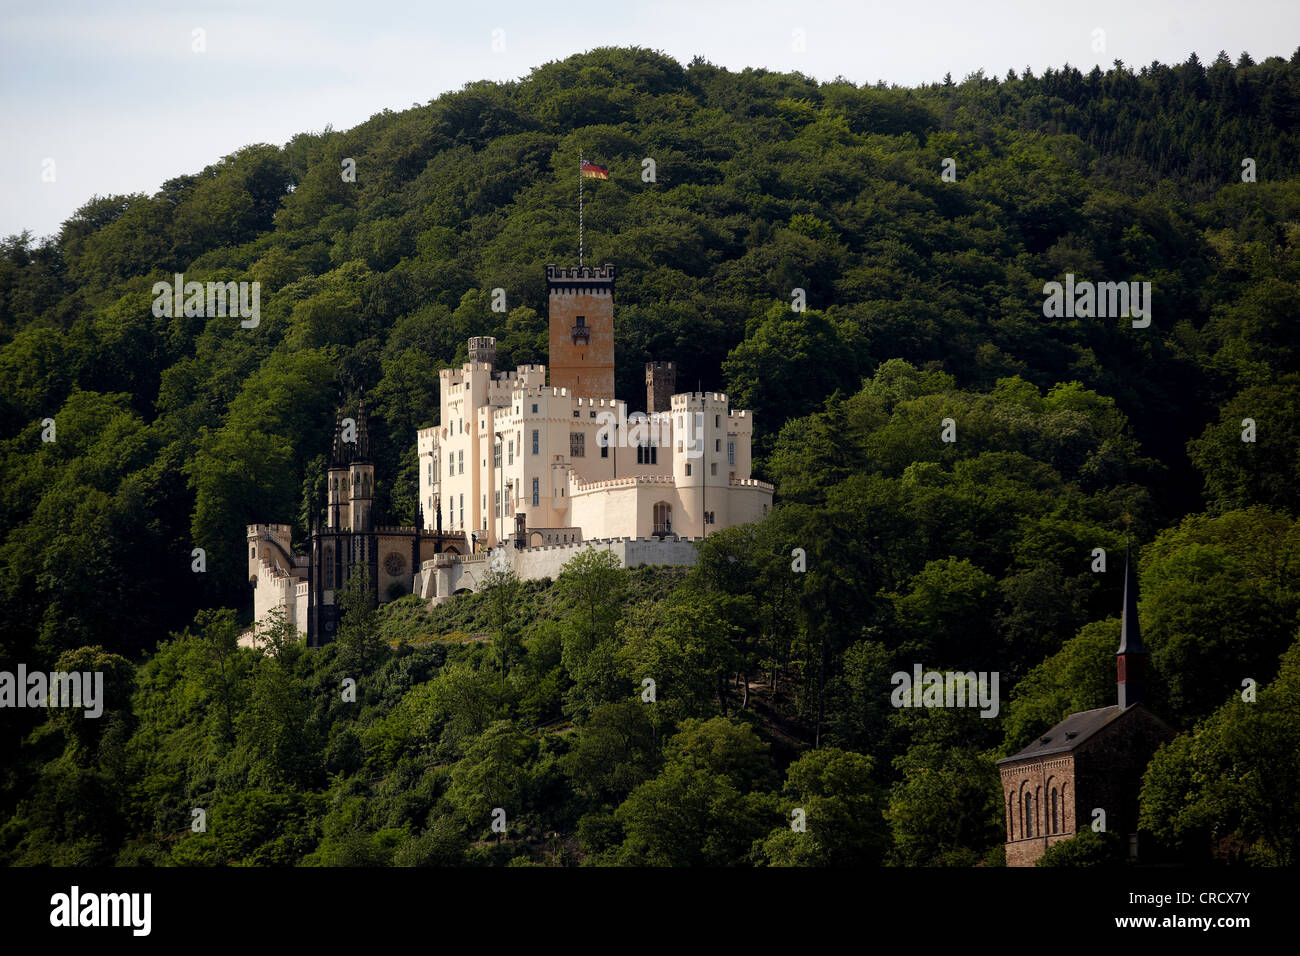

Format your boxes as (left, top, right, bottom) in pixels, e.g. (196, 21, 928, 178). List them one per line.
(645, 360, 676, 413)
(547, 263, 614, 400)
(469, 336, 497, 368)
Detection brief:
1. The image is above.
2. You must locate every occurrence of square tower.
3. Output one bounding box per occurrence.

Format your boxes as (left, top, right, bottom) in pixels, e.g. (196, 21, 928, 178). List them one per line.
(547, 263, 615, 400)
(645, 360, 676, 413)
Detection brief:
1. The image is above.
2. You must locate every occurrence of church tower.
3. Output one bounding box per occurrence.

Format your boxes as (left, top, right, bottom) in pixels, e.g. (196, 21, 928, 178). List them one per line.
(1116, 542, 1147, 709)
(547, 263, 615, 400)
(348, 396, 375, 534)
(326, 410, 351, 531)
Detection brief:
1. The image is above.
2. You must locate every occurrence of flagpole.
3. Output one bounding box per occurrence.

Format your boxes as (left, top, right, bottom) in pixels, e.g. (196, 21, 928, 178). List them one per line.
(579, 150, 584, 267)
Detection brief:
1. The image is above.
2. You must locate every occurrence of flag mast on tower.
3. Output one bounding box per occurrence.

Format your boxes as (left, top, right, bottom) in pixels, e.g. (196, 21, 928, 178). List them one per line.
(579, 150, 584, 267)
(579, 154, 609, 267)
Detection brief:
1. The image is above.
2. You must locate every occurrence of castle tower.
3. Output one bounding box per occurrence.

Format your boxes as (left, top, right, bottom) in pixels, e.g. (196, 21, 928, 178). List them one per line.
(1116, 541, 1147, 709)
(469, 336, 497, 368)
(547, 263, 614, 400)
(645, 360, 676, 413)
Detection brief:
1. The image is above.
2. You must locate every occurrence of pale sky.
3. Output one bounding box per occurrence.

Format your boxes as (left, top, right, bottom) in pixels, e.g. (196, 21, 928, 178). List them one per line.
(2, 0, 1297, 240)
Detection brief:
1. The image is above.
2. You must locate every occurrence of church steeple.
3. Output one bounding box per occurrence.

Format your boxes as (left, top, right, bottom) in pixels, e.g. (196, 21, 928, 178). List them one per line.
(354, 393, 372, 463)
(1116, 539, 1147, 708)
(330, 408, 352, 469)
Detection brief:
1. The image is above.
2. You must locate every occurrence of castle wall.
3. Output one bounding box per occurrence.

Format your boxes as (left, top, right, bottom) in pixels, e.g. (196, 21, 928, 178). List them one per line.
(512, 535, 701, 584)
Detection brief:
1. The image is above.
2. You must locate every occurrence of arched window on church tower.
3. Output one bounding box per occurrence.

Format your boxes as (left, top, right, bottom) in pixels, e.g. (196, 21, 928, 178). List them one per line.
(324, 546, 333, 588)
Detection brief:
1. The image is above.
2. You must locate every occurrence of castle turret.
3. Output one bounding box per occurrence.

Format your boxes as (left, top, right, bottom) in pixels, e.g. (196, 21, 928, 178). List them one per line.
(469, 336, 497, 368)
(646, 360, 675, 413)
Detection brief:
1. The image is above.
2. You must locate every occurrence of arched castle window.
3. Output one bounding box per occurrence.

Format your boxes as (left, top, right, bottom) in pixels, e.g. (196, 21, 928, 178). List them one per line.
(1024, 792, 1034, 839)
(653, 501, 672, 534)
(1061, 783, 1069, 832)
(324, 546, 334, 588)
(1006, 793, 1014, 841)
(1051, 788, 1060, 834)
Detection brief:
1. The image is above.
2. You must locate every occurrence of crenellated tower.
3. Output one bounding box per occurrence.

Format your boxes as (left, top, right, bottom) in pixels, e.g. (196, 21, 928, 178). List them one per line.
(547, 263, 614, 400)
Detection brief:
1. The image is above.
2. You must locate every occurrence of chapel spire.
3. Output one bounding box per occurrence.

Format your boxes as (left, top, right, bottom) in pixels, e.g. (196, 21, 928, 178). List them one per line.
(1116, 539, 1147, 708)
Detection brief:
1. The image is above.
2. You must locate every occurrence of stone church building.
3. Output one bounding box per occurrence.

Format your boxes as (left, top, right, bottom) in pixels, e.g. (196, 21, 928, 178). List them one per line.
(997, 546, 1175, 866)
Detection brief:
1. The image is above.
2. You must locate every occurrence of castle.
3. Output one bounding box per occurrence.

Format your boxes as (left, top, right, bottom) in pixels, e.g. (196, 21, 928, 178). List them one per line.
(248, 262, 774, 646)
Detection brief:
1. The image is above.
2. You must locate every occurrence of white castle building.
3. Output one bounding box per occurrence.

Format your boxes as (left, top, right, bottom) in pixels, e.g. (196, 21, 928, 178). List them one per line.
(248, 262, 773, 642)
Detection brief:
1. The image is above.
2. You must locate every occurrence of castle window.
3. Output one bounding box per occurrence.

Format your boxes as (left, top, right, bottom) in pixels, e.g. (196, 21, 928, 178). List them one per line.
(650, 445, 657, 464)
(532, 404, 538, 414)
(494, 441, 501, 468)
(1024, 793, 1034, 839)
(653, 502, 672, 535)
(686, 463, 692, 476)
(495, 490, 501, 518)
(532, 478, 539, 507)
(324, 547, 333, 588)
(459, 494, 464, 526)
(532, 430, 539, 454)
(710, 463, 717, 476)
(458, 451, 464, 475)
(570, 432, 585, 457)
(728, 441, 735, 465)
(251, 546, 256, 559)
(715, 415, 720, 428)
(508, 441, 514, 465)
(636, 444, 644, 464)
(1051, 789, 1060, 834)
(715, 438, 721, 452)
(573, 410, 579, 418)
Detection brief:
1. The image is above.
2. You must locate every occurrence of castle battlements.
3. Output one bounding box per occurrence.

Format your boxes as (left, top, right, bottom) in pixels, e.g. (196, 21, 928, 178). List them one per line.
(572, 474, 679, 492)
(671, 391, 729, 407)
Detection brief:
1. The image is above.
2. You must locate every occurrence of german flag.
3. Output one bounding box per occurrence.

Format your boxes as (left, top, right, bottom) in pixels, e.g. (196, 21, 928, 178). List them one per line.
(581, 159, 609, 179)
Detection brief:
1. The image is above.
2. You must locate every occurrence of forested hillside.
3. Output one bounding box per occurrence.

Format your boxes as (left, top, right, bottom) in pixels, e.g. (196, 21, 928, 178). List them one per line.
(1, 47, 1299, 866)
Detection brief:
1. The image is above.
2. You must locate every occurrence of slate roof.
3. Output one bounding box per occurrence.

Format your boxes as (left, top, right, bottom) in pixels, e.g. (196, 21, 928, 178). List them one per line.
(996, 705, 1128, 764)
